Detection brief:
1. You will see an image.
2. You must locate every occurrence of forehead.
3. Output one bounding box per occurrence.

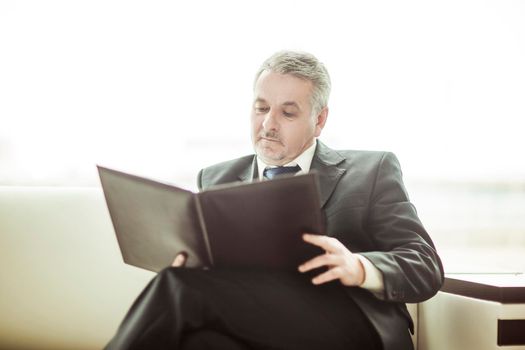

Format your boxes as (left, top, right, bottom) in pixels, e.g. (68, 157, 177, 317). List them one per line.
(254, 71, 313, 106)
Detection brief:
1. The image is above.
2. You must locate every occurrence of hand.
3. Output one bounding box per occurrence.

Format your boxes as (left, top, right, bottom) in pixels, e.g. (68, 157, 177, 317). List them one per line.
(298, 233, 365, 286)
(171, 252, 188, 267)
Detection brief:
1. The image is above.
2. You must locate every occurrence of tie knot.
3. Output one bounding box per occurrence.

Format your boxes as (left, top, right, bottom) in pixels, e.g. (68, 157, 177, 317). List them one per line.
(263, 165, 301, 180)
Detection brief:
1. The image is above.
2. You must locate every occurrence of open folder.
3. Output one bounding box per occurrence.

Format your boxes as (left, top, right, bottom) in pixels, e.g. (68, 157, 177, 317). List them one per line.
(98, 166, 325, 272)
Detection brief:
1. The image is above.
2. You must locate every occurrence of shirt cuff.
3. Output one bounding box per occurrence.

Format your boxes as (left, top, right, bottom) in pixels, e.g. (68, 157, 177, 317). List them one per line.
(355, 254, 384, 294)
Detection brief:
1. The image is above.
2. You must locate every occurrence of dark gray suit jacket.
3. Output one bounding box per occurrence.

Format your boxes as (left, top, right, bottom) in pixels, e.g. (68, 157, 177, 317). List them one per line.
(197, 140, 444, 350)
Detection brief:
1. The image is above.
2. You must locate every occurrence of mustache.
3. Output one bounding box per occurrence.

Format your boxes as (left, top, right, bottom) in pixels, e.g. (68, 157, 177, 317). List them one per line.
(259, 131, 281, 141)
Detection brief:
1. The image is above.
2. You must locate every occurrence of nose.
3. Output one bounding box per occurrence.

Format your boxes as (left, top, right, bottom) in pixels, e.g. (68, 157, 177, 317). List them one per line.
(262, 110, 279, 132)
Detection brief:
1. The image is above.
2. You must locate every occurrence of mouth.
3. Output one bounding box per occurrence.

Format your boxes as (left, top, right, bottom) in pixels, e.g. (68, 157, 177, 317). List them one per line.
(260, 136, 280, 143)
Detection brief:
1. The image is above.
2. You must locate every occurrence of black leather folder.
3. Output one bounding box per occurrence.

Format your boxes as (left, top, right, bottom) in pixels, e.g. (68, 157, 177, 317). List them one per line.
(98, 166, 325, 272)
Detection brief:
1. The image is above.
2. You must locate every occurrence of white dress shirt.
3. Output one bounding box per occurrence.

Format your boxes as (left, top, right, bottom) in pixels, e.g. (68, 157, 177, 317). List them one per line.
(255, 140, 384, 294)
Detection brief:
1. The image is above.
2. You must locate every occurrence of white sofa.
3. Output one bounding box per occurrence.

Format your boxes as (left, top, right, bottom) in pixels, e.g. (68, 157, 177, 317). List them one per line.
(0, 186, 419, 349)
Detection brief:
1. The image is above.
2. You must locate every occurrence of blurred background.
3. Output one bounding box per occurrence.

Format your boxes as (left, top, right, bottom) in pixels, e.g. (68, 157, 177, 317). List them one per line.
(2, 0, 524, 255)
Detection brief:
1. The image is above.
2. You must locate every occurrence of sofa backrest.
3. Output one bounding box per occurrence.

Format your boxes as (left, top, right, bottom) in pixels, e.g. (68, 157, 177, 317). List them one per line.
(0, 186, 154, 350)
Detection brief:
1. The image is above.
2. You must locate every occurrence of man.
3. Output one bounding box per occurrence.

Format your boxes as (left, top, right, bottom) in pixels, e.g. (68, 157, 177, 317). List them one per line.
(106, 51, 443, 350)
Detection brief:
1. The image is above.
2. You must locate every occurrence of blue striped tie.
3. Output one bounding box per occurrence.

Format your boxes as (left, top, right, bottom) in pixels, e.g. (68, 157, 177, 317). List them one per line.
(263, 165, 302, 180)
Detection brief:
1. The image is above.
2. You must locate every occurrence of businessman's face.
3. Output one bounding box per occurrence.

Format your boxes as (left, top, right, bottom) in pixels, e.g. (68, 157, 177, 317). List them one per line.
(251, 71, 327, 166)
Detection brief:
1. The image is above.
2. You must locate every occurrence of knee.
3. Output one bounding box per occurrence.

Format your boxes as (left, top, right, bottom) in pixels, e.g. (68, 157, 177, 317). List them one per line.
(156, 266, 210, 286)
(145, 267, 190, 298)
(156, 266, 189, 284)
(153, 267, 206, 299)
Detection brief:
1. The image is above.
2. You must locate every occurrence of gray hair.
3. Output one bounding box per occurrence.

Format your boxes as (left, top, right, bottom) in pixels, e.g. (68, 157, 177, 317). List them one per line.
(254, 50, 331, 116)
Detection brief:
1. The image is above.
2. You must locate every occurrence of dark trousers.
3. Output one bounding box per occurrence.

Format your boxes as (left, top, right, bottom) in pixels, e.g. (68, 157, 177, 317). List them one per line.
(105, 267, 382, 350)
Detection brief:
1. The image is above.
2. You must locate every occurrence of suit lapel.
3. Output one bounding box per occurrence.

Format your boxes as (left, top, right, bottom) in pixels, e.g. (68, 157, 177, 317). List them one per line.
(311, 141, 346, 208)
(237, 156, 258, 182)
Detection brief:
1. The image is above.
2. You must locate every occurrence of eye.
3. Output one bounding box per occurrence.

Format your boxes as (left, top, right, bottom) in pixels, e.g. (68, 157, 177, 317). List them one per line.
(283, 111, 295, 118)
(254, 106, 269, 113)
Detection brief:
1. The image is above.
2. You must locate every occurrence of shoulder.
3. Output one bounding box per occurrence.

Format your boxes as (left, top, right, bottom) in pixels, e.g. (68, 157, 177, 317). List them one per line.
(202, 155, 254, 174)
(198, 155, 255, 190)
(341, 150, 399, 168)
(336, 149, 394, 162)
(338, 150, 403, 181)
(318, 142, 399, 171)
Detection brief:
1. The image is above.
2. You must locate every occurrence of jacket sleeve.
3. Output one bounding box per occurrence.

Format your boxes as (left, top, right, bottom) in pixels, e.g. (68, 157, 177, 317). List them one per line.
(358, 152, 444, 303)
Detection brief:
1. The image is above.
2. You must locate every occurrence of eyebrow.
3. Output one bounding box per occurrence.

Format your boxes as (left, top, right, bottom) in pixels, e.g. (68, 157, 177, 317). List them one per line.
(282, 101, 301, 110)
(253, 98, 301, 110)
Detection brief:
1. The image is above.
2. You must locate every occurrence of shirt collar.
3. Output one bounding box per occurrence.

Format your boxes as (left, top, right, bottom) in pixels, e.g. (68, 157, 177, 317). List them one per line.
(256, 140, 317, 181)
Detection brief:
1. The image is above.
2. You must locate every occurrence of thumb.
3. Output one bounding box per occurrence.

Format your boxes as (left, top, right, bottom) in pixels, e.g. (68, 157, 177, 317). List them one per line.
(171, 252, 188, 267)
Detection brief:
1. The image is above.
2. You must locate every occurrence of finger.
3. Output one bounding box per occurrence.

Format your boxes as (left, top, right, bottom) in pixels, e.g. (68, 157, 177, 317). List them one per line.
(298, 253, 341, 273)
(171, 252, 188, 267)
(302, 234, 344, 254)
(311, 267, 344, 285)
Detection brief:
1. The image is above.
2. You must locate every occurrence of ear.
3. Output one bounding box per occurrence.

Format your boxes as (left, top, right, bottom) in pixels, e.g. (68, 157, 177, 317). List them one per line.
(314, 107, 329, 137)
